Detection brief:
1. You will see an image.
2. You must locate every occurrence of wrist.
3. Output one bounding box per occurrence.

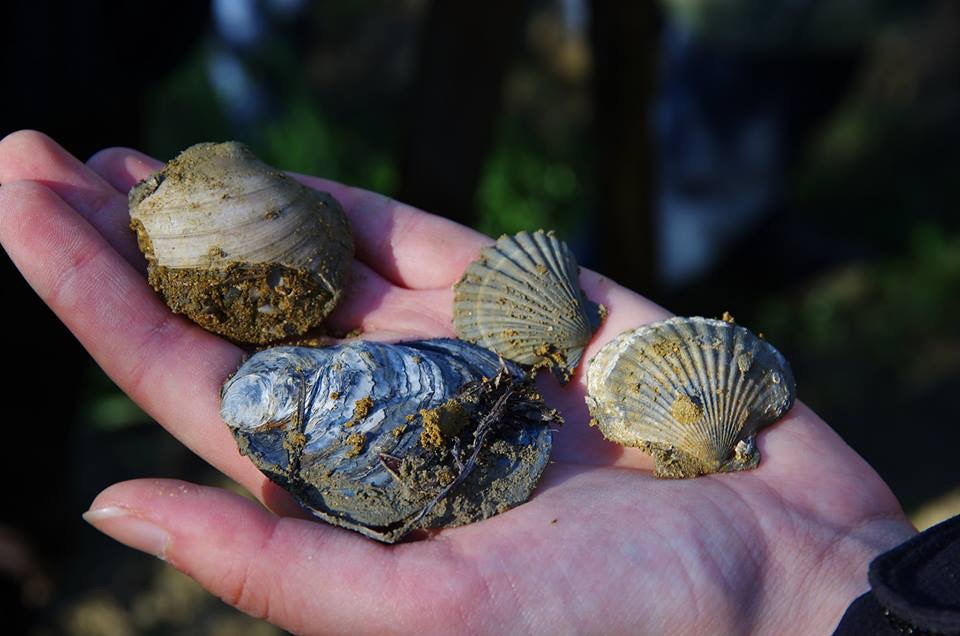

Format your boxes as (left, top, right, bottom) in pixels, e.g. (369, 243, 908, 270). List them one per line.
(790, 515, 917, 634)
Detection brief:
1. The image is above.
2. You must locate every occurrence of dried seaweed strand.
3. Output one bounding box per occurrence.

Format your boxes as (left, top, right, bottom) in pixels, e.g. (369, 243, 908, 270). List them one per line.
(287, 369, 309, 476)
(406, 373, 520, 526)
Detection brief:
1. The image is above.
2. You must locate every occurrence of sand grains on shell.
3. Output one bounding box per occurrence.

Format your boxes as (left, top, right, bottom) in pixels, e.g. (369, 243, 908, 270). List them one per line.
(453, 230, 605, 383)
(586, 316, 796, 478)
(129, 141, 353, 343)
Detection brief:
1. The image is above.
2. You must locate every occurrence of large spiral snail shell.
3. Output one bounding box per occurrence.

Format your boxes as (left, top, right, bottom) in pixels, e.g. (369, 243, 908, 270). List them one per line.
(129, 141, 353, 343)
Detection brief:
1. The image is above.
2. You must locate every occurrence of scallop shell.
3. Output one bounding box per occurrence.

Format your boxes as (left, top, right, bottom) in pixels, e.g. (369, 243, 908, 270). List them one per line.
(129, 141, 353, 344)
(221, 339, 558, 542)
(585, 316, 796, 478)
(453, 230, 605, 383)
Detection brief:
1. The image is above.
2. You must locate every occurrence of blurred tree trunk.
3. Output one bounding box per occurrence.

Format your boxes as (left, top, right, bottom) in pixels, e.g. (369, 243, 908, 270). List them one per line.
(398, 0, 529, 226)
(589, 1, 660, 292)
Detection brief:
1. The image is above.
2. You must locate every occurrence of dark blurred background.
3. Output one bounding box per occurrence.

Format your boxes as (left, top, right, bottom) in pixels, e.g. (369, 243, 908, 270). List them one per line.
(2, 1, 958, 633)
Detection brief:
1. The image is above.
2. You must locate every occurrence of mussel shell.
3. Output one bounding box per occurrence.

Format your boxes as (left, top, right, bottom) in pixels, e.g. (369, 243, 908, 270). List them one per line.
(221, 339, 557, 542)
(453, 230, 605, 383)
(586, 317, 796, 478)
(129, 141, 353, 344)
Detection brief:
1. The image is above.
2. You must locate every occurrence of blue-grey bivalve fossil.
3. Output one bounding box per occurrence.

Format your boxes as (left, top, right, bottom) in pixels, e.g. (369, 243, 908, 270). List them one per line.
(220, 339, 559, 542)
(453, 230, 605, 384)
(129, 141, 353, 344)
(585, 316, 796, 479)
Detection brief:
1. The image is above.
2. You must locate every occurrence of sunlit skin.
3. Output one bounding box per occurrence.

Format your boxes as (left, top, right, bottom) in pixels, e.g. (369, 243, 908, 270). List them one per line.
(0, 131, 916, 634)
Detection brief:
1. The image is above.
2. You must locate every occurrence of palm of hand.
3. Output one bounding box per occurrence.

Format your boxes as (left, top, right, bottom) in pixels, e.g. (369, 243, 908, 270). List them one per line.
(0, 132, 914, 635)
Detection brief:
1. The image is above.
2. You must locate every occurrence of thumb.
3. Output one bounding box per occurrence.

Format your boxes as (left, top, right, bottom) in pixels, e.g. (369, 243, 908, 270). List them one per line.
(82, 479, 465, 635)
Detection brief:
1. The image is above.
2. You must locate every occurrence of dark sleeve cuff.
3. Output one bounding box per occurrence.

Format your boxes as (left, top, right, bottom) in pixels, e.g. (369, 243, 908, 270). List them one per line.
(834, 513, 960, 635)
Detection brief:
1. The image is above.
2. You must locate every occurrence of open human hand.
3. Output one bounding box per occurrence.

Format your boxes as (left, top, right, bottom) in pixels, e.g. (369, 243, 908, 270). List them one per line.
(0, 131, 916, 634)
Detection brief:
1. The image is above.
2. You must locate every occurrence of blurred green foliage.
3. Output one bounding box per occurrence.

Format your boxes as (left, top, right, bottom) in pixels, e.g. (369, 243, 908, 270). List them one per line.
(258, 96, 398, 194)
(661, 0, 918, 50)
(144, 43, 583, 240)
(144, 47, 398, 195)
(476, 121, 587, 238)
(81, 366, 150, 432)
(759, 224, 960, 405)
(143, 48, 231, 159)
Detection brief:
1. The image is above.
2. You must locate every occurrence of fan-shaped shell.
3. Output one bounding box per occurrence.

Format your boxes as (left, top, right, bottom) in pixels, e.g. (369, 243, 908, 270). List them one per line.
(129, 141, 353, 343)
(453, 230, 605, 383)
(221, 339, 557, 542)
(586, 317, 796, 478)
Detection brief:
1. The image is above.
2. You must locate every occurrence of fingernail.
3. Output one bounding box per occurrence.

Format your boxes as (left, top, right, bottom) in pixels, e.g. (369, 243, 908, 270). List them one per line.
(83, 506, 170, 560)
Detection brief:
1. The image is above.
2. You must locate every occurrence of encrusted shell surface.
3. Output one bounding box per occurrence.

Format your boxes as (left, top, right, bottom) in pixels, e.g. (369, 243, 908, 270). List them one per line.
(129, 141, 353, 343)
(220, 339, 558, 542)
(586, 316, 796, 478)
(453, 230, 605, 383)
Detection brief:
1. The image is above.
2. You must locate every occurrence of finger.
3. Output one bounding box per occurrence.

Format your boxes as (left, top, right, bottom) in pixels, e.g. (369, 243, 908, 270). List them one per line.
(0, 180, 276, 501)
(86, 144, 162, 191)
(0, 130, 143, 267)
(752, 402, 906, 521)
(87, 146, 492, 291)
(298, 174, 492, 290)
(325, 261, 455, 338)
(84, 479, 477, 634)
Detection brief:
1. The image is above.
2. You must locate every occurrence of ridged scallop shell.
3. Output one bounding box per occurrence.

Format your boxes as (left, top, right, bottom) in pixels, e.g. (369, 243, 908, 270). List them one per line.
(129, 141, 353, 344)
(586, 317, 796, 478)
(221, 339, 558, 542)
(453, 230, 605, 383)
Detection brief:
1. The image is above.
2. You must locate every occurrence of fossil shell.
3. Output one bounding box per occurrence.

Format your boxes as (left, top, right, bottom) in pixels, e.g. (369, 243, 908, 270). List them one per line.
(129, 141, 353, 343)
(220, 339, 558, 542)
(585, 316, 796, 478)
(453, 230, 605, 383)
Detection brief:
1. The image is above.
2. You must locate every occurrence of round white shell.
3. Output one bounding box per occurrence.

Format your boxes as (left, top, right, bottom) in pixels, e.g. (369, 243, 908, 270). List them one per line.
(453, 230, 604, 383)
(586, 316, 796, 478)
(129, 142, 351, 274)
(128, 141, 353, 343)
